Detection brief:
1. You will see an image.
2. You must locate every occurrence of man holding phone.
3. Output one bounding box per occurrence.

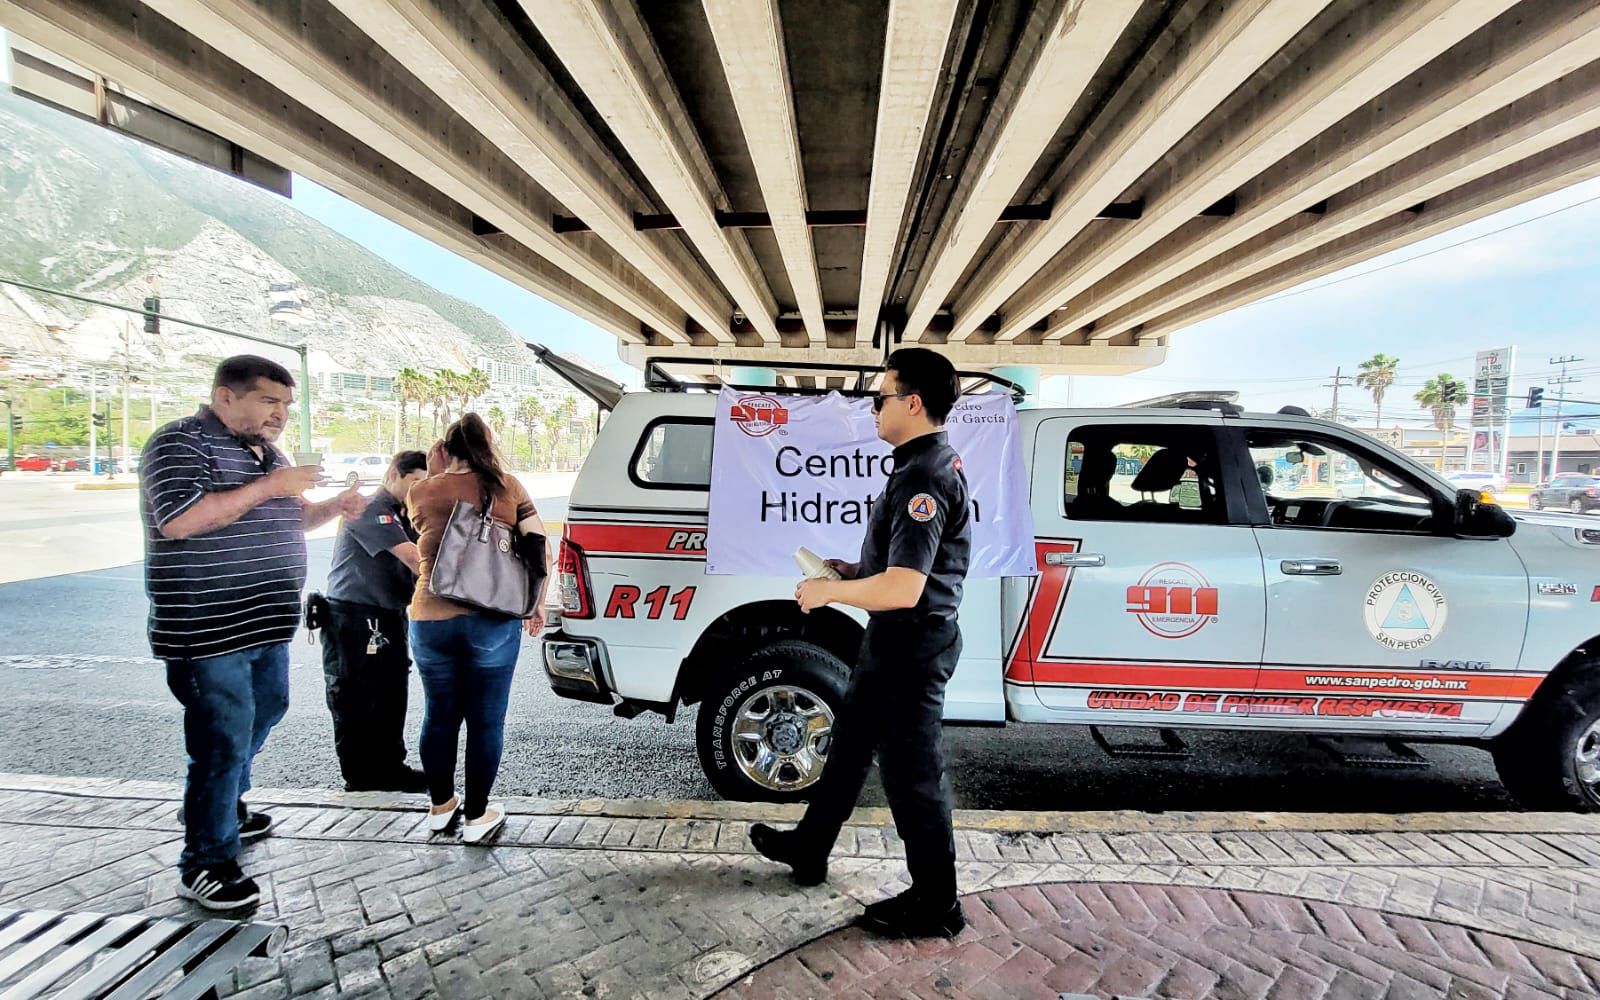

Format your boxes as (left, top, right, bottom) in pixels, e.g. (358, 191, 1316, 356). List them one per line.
(141, 355, 365, 910)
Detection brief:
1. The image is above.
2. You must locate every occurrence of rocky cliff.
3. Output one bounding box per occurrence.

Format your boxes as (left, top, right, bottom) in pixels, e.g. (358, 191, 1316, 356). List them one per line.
(0, 89, 551, 377)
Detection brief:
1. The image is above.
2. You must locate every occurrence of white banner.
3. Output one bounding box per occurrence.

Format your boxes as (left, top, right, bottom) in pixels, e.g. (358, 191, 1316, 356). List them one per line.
(707, 388, 1036, 578)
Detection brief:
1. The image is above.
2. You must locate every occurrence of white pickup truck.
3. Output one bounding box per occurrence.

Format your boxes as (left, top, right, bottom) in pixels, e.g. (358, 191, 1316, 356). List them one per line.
(541, 377, 1600, 810)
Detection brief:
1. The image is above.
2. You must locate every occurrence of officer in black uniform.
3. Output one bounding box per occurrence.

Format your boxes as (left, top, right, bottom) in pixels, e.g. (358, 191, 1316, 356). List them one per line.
(750, 347, 972, 939)
(316, 450, 430, 793)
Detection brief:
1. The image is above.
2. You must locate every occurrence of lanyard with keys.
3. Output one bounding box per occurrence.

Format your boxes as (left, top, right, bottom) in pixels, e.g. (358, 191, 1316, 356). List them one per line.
(365, 618, 390, 656)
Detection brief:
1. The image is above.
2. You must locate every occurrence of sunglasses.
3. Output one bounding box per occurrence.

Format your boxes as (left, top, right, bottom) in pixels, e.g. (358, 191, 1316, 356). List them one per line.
(872, 391, 914, 413)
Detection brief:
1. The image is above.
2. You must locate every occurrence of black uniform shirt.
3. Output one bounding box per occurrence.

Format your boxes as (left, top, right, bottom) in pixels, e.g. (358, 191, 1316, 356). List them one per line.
(326, 489, 418, 610)
(857, 431, 971, 621)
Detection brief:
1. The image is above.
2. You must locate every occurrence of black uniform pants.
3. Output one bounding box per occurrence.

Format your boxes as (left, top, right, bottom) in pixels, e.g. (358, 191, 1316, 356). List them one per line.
(321, 600, 412, 785)
(795, 615, 962, 904)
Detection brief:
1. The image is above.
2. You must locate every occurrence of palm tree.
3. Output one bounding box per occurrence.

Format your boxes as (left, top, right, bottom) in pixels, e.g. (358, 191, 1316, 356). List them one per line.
(486, 405, 507, 445)
(541, 397, 576, 472)
(1356, 353, 1400, 430)
(517, 395, 545, 471)
(1415, 373, 1468, 470)
(458, 368, 490, 414)
(396, 367, 429, 445)
(428, 373, 449, 438)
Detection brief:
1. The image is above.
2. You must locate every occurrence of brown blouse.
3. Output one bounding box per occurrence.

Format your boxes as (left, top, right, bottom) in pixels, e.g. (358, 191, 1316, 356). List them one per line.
(407, 470, 537, 621)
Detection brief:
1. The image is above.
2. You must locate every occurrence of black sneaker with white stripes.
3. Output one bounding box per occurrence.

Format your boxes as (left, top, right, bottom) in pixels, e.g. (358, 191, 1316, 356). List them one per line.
(178, 861, 261, 911)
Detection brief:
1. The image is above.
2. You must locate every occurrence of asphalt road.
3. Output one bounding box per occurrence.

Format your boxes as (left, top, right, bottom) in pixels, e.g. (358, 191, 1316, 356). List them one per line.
(0, 477, 1517, 811)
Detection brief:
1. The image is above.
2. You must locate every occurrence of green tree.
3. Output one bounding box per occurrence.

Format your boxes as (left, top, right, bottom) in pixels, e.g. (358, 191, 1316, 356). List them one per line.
(486, 404, 507, 446)
(1415, 373, 1468, 470)
(1356, 353, 1400, 430)
(457, 368, 490, 414)
(517, 395, 545, 471)
(396, 367, 430, 445)
(545, 396, 578, 471)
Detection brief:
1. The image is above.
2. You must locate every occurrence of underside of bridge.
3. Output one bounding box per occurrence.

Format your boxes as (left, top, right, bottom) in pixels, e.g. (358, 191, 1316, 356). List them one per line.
(4, 0, 1600, 383)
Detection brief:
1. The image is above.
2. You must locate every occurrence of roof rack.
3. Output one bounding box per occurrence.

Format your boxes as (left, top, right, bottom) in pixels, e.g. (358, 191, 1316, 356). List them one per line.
(641, 356, 1028, 402)
(1121, 390, 1243, 416)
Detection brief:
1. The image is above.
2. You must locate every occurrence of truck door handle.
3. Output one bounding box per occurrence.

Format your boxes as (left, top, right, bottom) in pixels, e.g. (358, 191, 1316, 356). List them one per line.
(1046, 552, 1105, 568)
(1280, 558, 1342, 576)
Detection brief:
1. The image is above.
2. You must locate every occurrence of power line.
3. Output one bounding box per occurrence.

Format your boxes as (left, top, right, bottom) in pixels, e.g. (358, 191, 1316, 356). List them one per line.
(1258, 191, 1600, 304)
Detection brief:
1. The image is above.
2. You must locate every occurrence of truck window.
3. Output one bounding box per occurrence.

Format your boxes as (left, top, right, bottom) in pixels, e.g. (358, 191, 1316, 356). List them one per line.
(631, 417, 714, 489)
(1244, 429, 1439, 534)
(1064, 424, 1225, 524)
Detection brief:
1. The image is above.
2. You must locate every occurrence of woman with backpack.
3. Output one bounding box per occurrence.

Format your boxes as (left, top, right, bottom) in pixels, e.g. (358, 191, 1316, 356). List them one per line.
(406, 413, 548, 843)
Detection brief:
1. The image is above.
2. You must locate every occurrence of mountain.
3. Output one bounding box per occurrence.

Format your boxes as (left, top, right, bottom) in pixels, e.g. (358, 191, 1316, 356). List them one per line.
(0, 89, 549, 377)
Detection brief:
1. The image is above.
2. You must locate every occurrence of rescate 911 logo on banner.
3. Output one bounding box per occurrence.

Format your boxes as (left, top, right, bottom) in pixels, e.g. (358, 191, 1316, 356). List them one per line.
(730, 395, 789, 437)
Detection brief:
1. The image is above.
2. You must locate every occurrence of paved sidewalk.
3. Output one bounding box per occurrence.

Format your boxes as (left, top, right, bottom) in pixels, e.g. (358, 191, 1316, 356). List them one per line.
(3, 773, 1600, 998)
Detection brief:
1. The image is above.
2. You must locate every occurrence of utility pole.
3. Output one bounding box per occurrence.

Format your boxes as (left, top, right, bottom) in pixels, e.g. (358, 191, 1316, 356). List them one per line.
(87, 369, 96, 476)
(1325, 366, 1354, 423)
(1549, 355, 1584, 480)
(121, 318, 131, 475)
(2, 397, 14, 471)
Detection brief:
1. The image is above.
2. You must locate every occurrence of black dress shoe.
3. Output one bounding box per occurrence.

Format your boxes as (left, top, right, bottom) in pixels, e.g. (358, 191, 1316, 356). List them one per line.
(857, 899, 965, 939)
(749, 823, 828, 886)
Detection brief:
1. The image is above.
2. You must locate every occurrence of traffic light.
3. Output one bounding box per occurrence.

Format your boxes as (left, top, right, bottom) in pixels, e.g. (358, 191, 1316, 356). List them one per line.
(1527, 386, 1544, 408)
(143, 296, 160, 335)
(8, 414, 19, 434)
(92, 412, 106, 429)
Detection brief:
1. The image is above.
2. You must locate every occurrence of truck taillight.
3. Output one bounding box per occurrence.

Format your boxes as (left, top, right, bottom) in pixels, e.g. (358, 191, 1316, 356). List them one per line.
(557, 537, 594, 618)
(1587, 487, 1598, 496)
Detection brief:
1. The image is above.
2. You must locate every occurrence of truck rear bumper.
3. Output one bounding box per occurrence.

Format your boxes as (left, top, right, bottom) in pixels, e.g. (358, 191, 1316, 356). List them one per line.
(542, 631, 613, 705)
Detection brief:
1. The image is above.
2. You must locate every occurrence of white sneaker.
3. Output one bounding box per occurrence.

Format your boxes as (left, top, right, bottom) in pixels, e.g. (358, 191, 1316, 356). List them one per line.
(462, 803, 506, 844)
(425, 795, 459, 832)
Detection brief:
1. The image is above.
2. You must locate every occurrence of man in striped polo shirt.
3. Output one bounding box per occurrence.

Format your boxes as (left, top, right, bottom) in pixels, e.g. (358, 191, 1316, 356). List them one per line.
(142, 355, 365, 910)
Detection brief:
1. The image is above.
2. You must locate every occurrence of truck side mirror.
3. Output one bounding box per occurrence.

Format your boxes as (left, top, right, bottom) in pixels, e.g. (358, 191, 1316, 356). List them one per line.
(1454, 488, 1515, 538)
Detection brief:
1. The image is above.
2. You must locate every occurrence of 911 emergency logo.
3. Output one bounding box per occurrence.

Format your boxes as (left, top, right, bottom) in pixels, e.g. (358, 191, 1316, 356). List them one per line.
(908, 493, 938, 522)
(729, 395, 789, 437)
(1364, 571, 1448, 650)
(1127, 562, 1219, 639)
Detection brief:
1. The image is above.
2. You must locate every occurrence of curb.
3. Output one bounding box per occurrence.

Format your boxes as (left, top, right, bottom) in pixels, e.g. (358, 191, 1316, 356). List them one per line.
(71, 481, 139, 491)
(4, 771, 1598, 835)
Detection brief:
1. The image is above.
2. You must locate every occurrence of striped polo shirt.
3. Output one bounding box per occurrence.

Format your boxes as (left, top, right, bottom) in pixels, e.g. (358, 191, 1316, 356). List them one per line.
(140, 407, 307, 661)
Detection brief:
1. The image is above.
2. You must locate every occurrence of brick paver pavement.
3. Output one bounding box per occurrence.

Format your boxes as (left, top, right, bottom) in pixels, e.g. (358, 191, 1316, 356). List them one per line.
(3, 773, 1600, 998)
(727, 883, 1600, 998)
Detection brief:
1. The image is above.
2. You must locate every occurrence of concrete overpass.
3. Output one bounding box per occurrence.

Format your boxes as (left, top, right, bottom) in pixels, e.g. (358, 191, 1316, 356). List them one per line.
(5, 0, 1600, 387)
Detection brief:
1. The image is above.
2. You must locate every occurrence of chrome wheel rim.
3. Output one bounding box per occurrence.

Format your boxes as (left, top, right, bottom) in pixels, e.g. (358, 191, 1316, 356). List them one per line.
(1576, 720, 1600, 799)
(1573, 500, 1584, 514)
(730, 684, 834, 792)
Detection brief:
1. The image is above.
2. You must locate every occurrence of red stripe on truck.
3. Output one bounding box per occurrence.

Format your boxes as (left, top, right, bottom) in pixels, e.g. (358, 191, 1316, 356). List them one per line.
(567, 522, 708, 559)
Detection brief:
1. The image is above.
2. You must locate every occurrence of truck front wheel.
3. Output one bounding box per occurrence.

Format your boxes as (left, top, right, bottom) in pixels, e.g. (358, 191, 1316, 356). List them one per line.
(1492, 668, 1600, 811)
(695, 640, 849, 802)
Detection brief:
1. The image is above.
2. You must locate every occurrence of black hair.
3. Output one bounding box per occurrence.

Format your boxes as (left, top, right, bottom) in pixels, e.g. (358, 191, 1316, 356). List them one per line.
(213, 355, 295, 393)
(442, 412, 507, 498)
(885, 347, 959, 424)
(389, 450, 428, 479)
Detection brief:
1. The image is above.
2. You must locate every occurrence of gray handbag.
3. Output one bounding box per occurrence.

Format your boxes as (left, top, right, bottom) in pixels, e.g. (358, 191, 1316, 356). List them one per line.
(428, 487, 546, 618)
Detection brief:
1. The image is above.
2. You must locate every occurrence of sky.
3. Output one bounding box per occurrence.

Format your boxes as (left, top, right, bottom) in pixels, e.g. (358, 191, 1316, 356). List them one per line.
(4, 28, 1597, 427)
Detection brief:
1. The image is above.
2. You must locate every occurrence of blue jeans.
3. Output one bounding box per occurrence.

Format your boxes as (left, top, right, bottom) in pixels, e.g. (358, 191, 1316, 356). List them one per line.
(164, 643, 290, 873)
(411, 616, 521, 819)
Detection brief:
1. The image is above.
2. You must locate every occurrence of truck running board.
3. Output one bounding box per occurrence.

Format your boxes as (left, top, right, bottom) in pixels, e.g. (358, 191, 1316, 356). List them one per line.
(1310, 736, 1430, 770)
(1089, 726, 1191, 760)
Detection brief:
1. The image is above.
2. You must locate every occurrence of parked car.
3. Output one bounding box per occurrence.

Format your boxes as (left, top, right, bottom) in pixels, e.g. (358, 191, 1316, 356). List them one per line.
(542, 372, 1600, 811)
(14, 454, 52, 472)
(1446, 471, 1507, 494)
(327, 453, 388, 487)
(1529, 474, 1600, 513)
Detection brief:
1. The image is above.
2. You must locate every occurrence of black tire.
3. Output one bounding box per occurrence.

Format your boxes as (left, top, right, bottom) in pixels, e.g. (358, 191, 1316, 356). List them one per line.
(695, 639, 849, 803)
(1492, 666, 1600, 811)
(346, 472, 360, 487)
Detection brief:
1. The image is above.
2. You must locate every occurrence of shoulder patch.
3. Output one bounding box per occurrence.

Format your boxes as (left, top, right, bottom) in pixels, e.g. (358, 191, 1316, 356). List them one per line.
(952, 457, 963, 473)
(907, 493, 938, 522)
(375, 514, 397, 525)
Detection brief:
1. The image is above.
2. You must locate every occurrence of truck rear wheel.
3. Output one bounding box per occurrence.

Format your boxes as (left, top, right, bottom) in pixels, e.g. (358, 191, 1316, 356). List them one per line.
(1492, 667, 1600, 811)
(695, 640, 849, 802)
